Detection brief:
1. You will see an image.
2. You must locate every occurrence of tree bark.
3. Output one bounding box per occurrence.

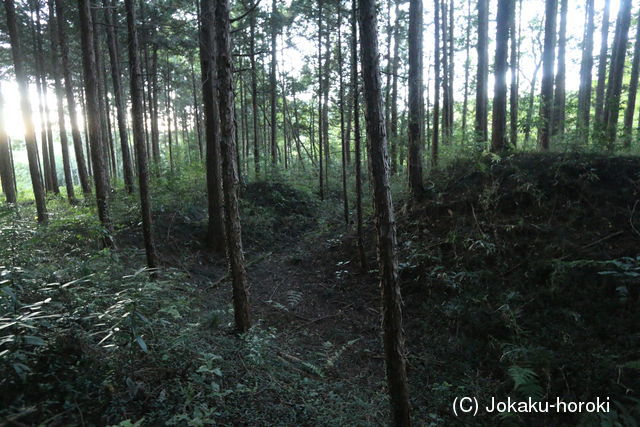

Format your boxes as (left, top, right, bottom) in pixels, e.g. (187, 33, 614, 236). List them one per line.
(490, 0, 510, 153)
(432, 0, 441, 167)
(3, 0, 48, 223)
(603, 0, 633, 148)
(104, 0, 134, 193)
(79, 0, 115, 247)
(552, 0, 567, 136)
(537, 0, 557, 151)
(351, 0, 367, 273)
(48, 0, 75, 203)
(215, 0, 252, 333)
(594, 0, 611, 126)
(317, 0, 325, 199)
(358, 0, 411, 423)
(0, 83, 17, 204)
(577, 0, 595, 141)
(390, 0, 401, 173)
(200, 0, 226, 252)
(124, 0, 159, 269)
(55, 0, 91, 196)
(338, 11, 349, 225)
(509, 0, 521, 148)
(270, 0, 278, 166)
(461, 0, 471, 143)
(440, 0, 450, 144)
(474, 0, 489, 143)
(408, 0, 424, 196)
(623, 11, 640, 147)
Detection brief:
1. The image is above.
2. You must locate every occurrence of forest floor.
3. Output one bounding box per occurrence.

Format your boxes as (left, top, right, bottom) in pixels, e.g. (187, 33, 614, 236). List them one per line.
(1, 153, 640, 426)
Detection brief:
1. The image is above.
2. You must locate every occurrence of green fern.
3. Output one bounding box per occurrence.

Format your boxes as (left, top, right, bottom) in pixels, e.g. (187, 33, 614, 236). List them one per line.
(508, 365, 544, 401)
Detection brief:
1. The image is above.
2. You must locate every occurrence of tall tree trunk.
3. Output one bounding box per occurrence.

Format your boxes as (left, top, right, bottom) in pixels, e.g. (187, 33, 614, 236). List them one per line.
(79, 0, 115, 247)
(408, 0, 424, 197)
(537, 0, 557, 151)
(104, 0, 134, 193)
(55, 0, 91, 195)
(190, 62, 204, 161)
(338, 10, 349, 225)
(317, 0, 325, 199)
(124, 0, 158, 269)
(322, 26, 331, 186)
(475, 0, 489, 143)
(390, 0, 401, 173)
(432, 0, 441, 166)
(150, 45, 161, 170)
(48, 0, 75, 203)
(552, 0, 567, 137)
(461, 0, 471, 143)
(440, 0, 450, 144)
(351, 0, 367, 272)
(577, 0, 595, 141)
(623, 11, 640, 147)
(270, 0, 278, 165)
(447, 0, 454, 140)
(3, 0, 48, 223)
(0, 83, 17, 204)
(508, 0, 521, 147)
(603, 0, 633, 148)
(200, 0, 226, 252)
(490, 0, 510, 153)
(594, 0, 611, 127)
(215, 0, 251, 333)
(33, 3, 54, 194)
(358, 0, 411, 423)
(247, 8, 260, 177)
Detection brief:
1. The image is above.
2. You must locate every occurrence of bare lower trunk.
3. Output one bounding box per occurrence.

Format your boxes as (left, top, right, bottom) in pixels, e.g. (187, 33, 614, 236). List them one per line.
(358, 0, 411, 423)
(215, 0, 251, 333)
(124, 0, 158, 269)
(79, 0, 114, 247)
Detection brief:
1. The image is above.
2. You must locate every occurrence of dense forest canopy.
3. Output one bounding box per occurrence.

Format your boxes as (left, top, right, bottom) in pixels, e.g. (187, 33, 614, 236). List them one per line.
(1, 0, 640, 425)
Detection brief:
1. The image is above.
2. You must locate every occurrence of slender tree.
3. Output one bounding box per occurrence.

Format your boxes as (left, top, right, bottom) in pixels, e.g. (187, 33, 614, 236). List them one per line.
(104, 0, 134, 193)
(441, 0, 450, 144)
(461, 0, 472, 143)
(0, 83, 17, 204)
(603, 0, 633, 148)
(48, 0, 75, 203)
(124, 0, 158, 269)
(55, 0, 91, 195)
(270, 0, 278, 165)
(509, 0, 521, 147)
(537, 0, 557, 151)
(408, 0, 424, 196)
(432, 0, 441, 166)
(358, 0, 411, 423)
(248, 2, 260, 176)
(317, 0, 325, 199)
(594, 0, 611, 125)
(79, 0, 115, 246)
(577, 0, 595, 140)
(552, 0, 567, 136)
(338, 9, 349, 225)
(215, 0, 252, 333)
(623, 11, 640, 147)
(475, 0, 489, 143)
(491, 0, 511, 153)
(3, 0, 48, 223)
(351, 0, 367, 272)
(200, 0, 226, 252)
